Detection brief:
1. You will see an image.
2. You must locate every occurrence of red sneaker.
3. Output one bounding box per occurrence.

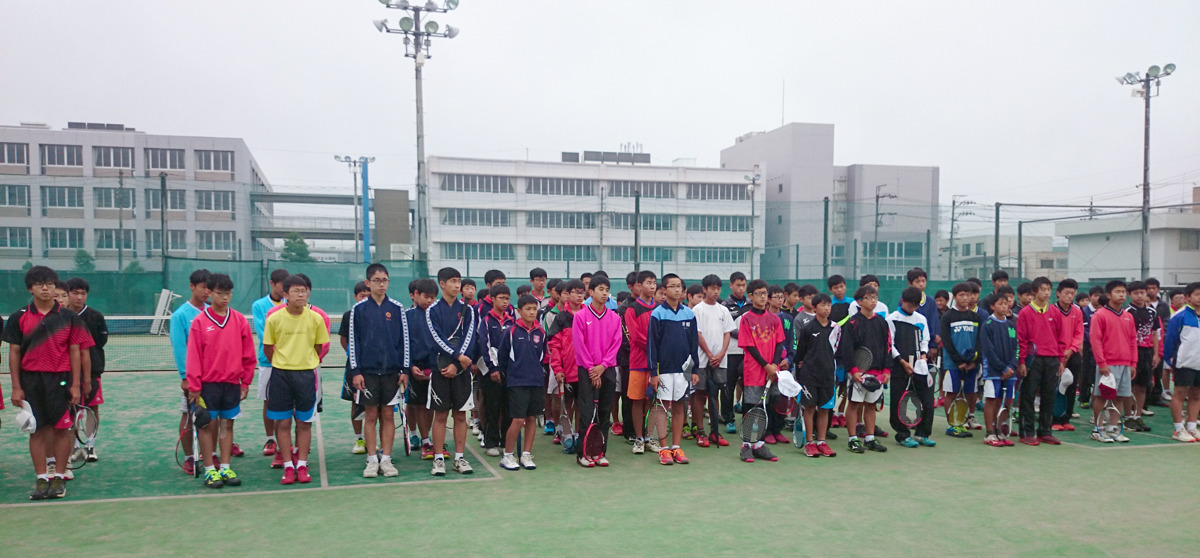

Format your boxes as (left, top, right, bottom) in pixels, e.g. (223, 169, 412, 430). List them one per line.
(1002, 438, 1015, 446)
(270, 452, 285, 469)
(1061, 424, 1076, 431)
(1051, 424, 1067, 431)
(231, 442, 245, 457)
(291, 447, 299, 467)
(421, 443, 434, 460)
(296, 465, 312, 483)
(817, 442, 837, 457)
(280, 467, 296, 485)
(763, 434, 778, 445)
(262, 440, 277, 456)
(611, 423, 624, 437)
(1020, 436, 1040, 446)
(695, 434, 710, 448)
(775, 433, 791, 445)
(211, 454, 220, 469)
(935, 397, 945, 408)
(1038, 435, 1061, 445)
(709, 432, 730, 447)
(804, 442, 820, 457)
(183, 456, 195, 476)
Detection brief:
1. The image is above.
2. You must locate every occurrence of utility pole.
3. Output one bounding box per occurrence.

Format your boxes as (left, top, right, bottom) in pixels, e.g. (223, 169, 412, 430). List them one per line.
(873, 184, 896, 275)
(822, 197, 830, 279)
(745, 165, 760, 278)
(334, 155, 374, 262)
(948, 195, 975, 281)
(1118, 63, 1176, 278)
(117, 170, 125, 272)
(633, 189, 641, 271)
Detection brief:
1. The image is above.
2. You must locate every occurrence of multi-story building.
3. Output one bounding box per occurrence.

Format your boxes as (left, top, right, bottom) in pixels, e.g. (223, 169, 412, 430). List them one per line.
(947, 234, 1065, 282)
(1056, 210, 1200, 284)
(0, 121, 273, 270)
(425, 155, 763, 279)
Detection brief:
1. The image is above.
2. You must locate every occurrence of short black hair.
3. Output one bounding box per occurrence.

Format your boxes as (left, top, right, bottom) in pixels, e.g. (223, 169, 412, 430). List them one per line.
(1089, 285, 1103, 296)
(564, 279, 586, 293)
(437, 267, 461, 283)
(1168, 288, 1184, 299)
(969, 282, 982, 294)
(906, 268, 927, 284)
(54, 280, 68, 292)
(784, 282, 801, 295)
(617, 291, 631, 304)
(66, 277, 89, 292)
(996, 285, 1015, 297)
(1183, 282, 1200, 297)
(1075, 292, 1090, 304)
(1145, 277, 1161, 288)
(827, 274, 845, 289)
(661, 273, 682, 289)
(25, 266, 59, 289)
(1105, 279, 1127, 294)
(1031, 276, 1053, 292)
(269, 268, 290, 284)
(580, 272, 593, 281)
(588, 275, 610, 291)
(408, 279, 419, 294)
(859, 274, 879, 287)
(853, 285, 878, 301)
(966, 277, 983, 287)
(1017, 282, 1034, 296)
(490, 284, 511, 298)
(900, 286, 922, 306)
(747, 279, 768, 294)
(365, 263, 388, 279)
(206, 273, 234, 292)
(811, 293, 831, 306)
(951, 282, 973, 296)
(529, 267, 547, 280)
(934, 289, 950, 300)
(516, 294, 539, 309)
(461, 277, 476, 288)
(991, 269, 1009, 282)
(354, 280, 370, 295)
(767, 284, 784, 296)
(516, 284, 532, 296)
(483, 269, 506, 285)
(282, 275, 308, 292)
(730, 272, 747, 283)
(592, 270, 609, 279)
(636, 270, 657, 284)
(189, 269, 211, 286)
(1057, 278, 1079, 292)
(414, 278, 438, 296)
(701, 274, 722, 289)
(686, 284, 703, 297)
(799, 284, 818, 298)
(547, 278, 562, 292)
(293, 273, 313, 289)
(1127, 280, 1147, 293)
(625, 271, 639, 287)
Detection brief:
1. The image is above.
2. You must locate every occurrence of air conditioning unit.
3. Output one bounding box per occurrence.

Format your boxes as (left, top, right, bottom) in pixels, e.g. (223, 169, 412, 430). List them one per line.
(389, 243, 417, 260)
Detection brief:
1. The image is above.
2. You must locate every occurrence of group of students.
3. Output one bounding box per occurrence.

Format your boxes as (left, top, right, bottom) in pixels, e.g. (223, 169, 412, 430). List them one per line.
(7, 262, 1200, 500)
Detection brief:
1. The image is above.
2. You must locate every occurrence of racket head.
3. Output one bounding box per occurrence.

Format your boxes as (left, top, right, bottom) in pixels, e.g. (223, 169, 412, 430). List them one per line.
(1099, 404, 1123, 440)
(792, 412, 806, 448)
(854, 347, 873, 375)
(174, 431, 191, 473)
(648, 402, 669, 442)
(73, 406, 98, 446)
(741, 408, 768, 443)
(396, 408, 412, 456)
(556, 394, 574, 438)
(947, 396, 969, 428)
(581, 424, 605, 461)
(898, 391, 922, 427)
(996, 406, 1011, 439)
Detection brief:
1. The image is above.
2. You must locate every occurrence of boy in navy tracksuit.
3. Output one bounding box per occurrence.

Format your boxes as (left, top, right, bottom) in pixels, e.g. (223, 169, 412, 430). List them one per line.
(497, 294, 548, 470)
(981, 295, 1019, 446)
(477, 284, 514, 455)
(647, 274, 700, 465)
(406, 278, 440, 459)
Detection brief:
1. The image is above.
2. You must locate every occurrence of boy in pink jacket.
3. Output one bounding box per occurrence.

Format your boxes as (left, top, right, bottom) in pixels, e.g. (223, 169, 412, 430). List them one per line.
(186, 273, 257, 488)
(571, 275, 623, 468)
(1089, 280, 1138, 442)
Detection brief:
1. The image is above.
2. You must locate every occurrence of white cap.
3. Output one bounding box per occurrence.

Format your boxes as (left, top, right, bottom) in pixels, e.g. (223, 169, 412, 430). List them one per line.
(1058, 369, 1075, 395)
(16, 401, 37, 434)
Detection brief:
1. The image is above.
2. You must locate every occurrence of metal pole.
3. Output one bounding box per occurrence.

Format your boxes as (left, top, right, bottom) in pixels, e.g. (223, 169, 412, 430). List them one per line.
(948, 199, 957, 281)
(852, 238, 858, 278)
(1017, 221, 1024, 279)
(873, 190, 880, 275)
(117, 170, 124, 272)
(159, 173, 167, 262)
(633, 190, 641, 271)
(413, 9, 430, 264)
(822, 197, 830, 279)
(353, 168, 360, 263)
(993, 202, 1001, 272)
(1140, 77, 1151, 278)
(362, 161, 372, 263)
(925, 228, 932, 274)
(794, 244, 799, 280)
(750, 187, 756, 278)
(598, 185, 605, 271)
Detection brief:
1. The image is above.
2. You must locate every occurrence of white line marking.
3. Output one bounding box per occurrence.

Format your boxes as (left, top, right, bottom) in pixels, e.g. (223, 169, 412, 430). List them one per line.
(314, 413, 330, 488)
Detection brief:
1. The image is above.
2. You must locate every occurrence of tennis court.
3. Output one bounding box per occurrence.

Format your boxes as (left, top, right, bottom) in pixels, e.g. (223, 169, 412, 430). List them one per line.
(0, 370, 1196, 557)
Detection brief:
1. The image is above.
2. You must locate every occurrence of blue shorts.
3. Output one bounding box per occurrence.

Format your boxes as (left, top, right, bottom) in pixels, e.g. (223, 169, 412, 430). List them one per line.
(943, 366, 980, 394)
(822, 394, 836, 410)
(200, 382, 242, 420)
(983, 377, 1017, 400)
(835, 365, 846, 384)
(266, 368, 319, 422)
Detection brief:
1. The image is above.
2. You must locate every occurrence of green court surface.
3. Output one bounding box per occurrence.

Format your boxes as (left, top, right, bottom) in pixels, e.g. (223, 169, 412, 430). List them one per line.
(1, 372, 1197, 557)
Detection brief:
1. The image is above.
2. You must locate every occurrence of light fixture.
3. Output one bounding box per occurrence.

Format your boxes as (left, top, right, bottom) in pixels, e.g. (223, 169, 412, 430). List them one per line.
(373, 19, 388, 32)
(425, 1, 438, 10)
(377, 0, 390, 5)
(445, 0, 459, 9)
(397, 0, 410, 8)
(424, 20, 439, 33)
(398, 16, 414, 30)
(1147, 65, 1161, 78)
(1163, 63, 1176, 76)
(1124, 72, 1137, 83)
(444, 25, 459, 38)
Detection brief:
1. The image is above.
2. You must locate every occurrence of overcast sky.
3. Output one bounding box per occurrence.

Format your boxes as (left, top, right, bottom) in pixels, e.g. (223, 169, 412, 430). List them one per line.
(3, 0, 1198, 225)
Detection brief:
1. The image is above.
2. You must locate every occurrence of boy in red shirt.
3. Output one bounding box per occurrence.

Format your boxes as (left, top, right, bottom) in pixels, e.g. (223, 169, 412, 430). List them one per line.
(186, 274, 256, 488)
(738, 279, 785, 463)
(1015, 276, 1065, 446)
(624, 271, 658, 454)
(1089, 280, 1138, 443)
(3, 266, 95, 500)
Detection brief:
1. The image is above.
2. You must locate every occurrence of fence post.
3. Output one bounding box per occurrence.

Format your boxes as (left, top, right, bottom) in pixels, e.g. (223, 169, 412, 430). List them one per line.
(926, 228, 932, 276)
(795, 244, 800, 280)
(1017, 221, 1024, 279)
(993, 202, 1001, 272)
(852, 238, 858, 278)
(822, 197, 830, 280)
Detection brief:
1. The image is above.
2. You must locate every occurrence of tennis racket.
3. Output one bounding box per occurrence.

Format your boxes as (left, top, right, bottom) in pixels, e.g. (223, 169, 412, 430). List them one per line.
(556, 389, 576, 453)
(67, 405, 97, 470)
(580, 393, 605, 462)
(1097, 397, 1124, 442)
(647, 391, 670, 448)
(946, 390, 969, 429)
(393, 403, 412, 457)
(792, 386, 810, 449)
(898, 375, 923, 428)
(740, 380, 772, 444)
(996, 388, 1012, 442)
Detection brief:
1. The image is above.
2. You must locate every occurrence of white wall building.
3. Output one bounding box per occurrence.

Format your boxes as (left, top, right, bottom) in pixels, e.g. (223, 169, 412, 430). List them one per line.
(1056, 211, 1200, 284)
(0, 121, 273, 270)
(425, 155, 763, 280)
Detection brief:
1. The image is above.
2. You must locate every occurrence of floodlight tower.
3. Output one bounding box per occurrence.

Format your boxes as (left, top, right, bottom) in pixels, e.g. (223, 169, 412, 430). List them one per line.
(1117, 63, 1176, 279)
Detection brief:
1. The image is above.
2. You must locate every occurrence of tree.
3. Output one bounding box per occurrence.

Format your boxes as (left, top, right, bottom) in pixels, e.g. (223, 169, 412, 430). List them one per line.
(280, 232, 315, 262)
(21, 261, 33, 271)
(74, 249, 95, 272)
(124, 260, 146, 273)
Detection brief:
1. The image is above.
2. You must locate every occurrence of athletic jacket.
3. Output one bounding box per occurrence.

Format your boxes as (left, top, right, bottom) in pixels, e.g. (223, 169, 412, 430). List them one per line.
(1164, 305, 1200, 370)
(476, 294, 516, 323)
(647, 302, 699, 376)
(1082, 304, 1098, 342)
(1090, 306, 1137, 368)
(1054, 301, 1085, 356)
(251, 294, 285, 368)
(498, 319, 546, 388)
(795, 318, 840, 389)
(75, 306, 108, 376)
(778, 311, 796, 365)
(185, 308, 256, 391)
(829, 294, 853, 324)
(1017, 302, 1064, 360)
(885, 308, 929, 366)
(616, 296, 634, 369)
(170, 301, 206, 379)
(406, 305, 437, 370)
(624, 298, 657, 372)
(427, 297, 477, 361)
(347, 296, 410, 376)
(913, 293, 940, 343)
(573, 303, 623, 371)
(980, 315, 1018, 378)
(723, 295, 751, 355)
(477, 308, 514, 373)
(548, 303, 580, 383)
(940, 307, 981, 369)
(840, 311, 896, 373)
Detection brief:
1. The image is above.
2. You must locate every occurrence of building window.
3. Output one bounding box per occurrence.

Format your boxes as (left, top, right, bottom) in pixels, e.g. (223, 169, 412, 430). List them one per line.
(1180, 230, 1200, 251)
(1040, 259, 1055, 269)
(0, 226, 31, 248)
(93, 146, 134, 169)
(196, 150, 233, 172)
(686, 215, 750, 232)
(196, 230, 235, 251)
(43, 227, 84, 249)
(527, 177, 594, 196)
(440, 242, 515, 260)
(41, 186, 84, 208)
(975, 242, 984, 254)
(41, 144, 83, 167)
(1056, 258, 1068, 269)
(686, 247, 748, 264)
(686, 182, 749, 201)
(146, 229, 161, 252)
(146, 189, 186, 210)
(527, 245, 597, 262)
(609, 246, 674, 263)
(440, 208, 513, 227)
(95, 187, 135, 209)
(962, 244, 970, 256)
(170, 230, 187, 250)
(609, 181, 674, 198)
(830, 245, 846, 267)
(609, 213, 673, 231)
(525, 211, 596, 229)
(146, 148, 185, 170)
(0, 184, 30, 207)
(96, 229, 136, 250)
(1, 143, 28, 165)
(438, 174, 514, 193)
(196, 190, 234, 212)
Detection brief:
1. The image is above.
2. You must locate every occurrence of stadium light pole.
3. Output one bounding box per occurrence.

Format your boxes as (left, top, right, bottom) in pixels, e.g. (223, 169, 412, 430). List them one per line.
(1118, 63, 1175, 279)
(374, 0, 461, 265)
(746, 165, 761, 279)
(334, 155, 375, 262)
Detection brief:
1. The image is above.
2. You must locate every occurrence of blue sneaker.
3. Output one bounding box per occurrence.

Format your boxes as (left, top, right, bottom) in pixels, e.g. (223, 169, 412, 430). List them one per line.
(409, 434, 421, 450)
(975, 400, 985, 412)
(913, 436, 936, 447)
(897, 437, 919, 448)
(562, 436, 577, 454)
(725, 422, 737, 434)
(544, 420, 556, 435)
(945, 426, 972, 438)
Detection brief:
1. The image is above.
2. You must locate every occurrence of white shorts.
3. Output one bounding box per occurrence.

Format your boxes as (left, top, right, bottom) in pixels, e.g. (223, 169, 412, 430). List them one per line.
(849, 380, 884, 404)
(180, 391, 190, 413)
(656, 373, 691, 403)
(256, 366, 273, 401)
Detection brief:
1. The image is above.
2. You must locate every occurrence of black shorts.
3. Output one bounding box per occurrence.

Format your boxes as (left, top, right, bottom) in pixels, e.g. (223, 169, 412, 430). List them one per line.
(361, 373, 401, 407)
(1174, 367, 1200, 388)
(340, 367, 354, 402)
(266, 368, 319, 422)
(507, 386, 545, 418)
(407, 375, 431, 405)
(200, 382, 242, 419)
(801, 384, 835, 410)
(84, 375, 104, 407)
(20, 371, 72, 430)
(429, 370, 474, 412)
(1134, 347, 1155, 388)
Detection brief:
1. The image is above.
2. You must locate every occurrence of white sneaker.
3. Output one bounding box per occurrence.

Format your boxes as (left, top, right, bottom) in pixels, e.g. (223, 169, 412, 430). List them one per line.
(431, 458, 446, 476)
(520, 453, 536, 470)
(632, 439, 645, 455)
(1161, 391, 1173, 402)
(1172, 429, 1196, 443)
(485, 447, 501, 457)
(72, 446, 87, 463)
(647, 439, 662, 453)
(363, 460, 380, 478)
(1115, 434, 1130, 443)
(1091, 430, 1111, 443)
(379, 459, 399, 477)
(64, 467, 74, 481)
(453, 458, 474, 474)
(352, 439, 367, 454)
(1071, 412, 1080, 419)
(595, 456, 610, 467)
(47, 463, 56, 476)
(1188, 428, 1200, 440)
(966, 415, 982, 430)
(499, 454, 520, 470)
(1142, 408, 1155, 417)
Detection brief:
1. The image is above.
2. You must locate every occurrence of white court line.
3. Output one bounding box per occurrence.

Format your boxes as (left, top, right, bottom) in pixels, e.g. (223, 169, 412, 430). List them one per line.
(314, 413, 330, 488)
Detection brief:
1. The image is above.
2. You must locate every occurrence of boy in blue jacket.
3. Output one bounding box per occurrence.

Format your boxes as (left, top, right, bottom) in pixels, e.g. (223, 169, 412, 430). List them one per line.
(498, 295, 547, 470)
(647, 274, 700, 465)
(981, 295, 1019, 447)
